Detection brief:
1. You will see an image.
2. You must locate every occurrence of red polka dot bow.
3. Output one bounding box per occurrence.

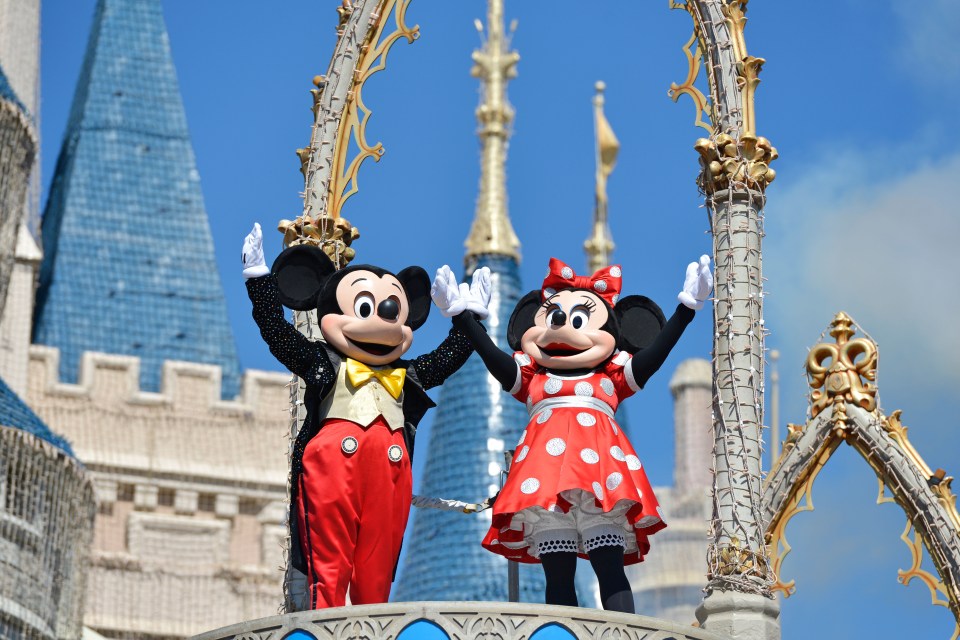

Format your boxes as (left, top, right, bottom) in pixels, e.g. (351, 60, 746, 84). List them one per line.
(541, 258, 622, 306)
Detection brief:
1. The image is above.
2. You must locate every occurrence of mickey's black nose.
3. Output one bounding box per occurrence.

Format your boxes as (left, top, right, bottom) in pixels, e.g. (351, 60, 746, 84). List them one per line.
(378, 299, 400, 321)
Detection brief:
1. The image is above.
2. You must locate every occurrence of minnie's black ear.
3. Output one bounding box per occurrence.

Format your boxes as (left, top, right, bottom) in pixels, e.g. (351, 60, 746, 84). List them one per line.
(397, 266, 431, 330)
(507, 291, 543, 352)
(616, 295, 666, 354)
(271, 245, 336, 310)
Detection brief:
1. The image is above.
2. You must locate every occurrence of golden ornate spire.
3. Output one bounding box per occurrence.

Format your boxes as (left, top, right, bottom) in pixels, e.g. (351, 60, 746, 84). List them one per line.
(464, 0, 521, 263)
(584, 81, 619, 273)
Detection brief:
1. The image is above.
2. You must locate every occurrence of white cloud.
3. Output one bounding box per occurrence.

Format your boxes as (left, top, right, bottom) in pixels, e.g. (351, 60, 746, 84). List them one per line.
(891, 0, 960, 84)
(762, 145, 960, 482)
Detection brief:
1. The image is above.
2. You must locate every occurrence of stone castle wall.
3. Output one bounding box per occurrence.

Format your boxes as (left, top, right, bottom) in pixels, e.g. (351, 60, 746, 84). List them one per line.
(25, 345, 293, 638)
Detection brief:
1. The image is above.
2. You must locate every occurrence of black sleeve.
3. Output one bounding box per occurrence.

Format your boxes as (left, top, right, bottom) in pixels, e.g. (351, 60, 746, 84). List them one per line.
(451, 312, 518, 391)
(629, 303, 696, 389)
(245, 275, 336, 385)
(408, 321, 475, 390)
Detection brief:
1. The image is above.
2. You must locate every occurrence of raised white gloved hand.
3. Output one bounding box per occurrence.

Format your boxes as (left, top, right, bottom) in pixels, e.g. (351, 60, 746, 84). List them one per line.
(431, 265, 471, 318)
(241, 223, 270, 279)
(677, 254, 713, 310)
(466, 266, 492, 319)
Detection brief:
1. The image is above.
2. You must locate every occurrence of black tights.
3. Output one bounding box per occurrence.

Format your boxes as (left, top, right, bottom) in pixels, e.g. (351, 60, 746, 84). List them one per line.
(540, 545, 635, 614)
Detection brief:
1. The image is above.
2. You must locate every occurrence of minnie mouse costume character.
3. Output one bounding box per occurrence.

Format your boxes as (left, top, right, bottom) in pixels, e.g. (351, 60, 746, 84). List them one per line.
(241, 223, 489, 609)
(432, 256, 712, 613)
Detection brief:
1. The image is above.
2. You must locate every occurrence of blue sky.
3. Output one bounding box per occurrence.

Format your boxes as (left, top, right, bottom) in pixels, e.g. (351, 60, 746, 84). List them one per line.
(40, 1, 959, 637)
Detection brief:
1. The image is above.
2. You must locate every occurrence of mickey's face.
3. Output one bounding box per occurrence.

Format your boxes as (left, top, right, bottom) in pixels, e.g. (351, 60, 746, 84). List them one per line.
(320, 269, 414, 365)
(520, 289, 616, 370)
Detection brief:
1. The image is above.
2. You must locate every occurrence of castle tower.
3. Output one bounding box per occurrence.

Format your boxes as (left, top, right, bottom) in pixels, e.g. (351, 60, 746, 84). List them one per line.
(22, 2, 292, 637)
(394, 0, 546, 602)
(33, 0, 241, 398)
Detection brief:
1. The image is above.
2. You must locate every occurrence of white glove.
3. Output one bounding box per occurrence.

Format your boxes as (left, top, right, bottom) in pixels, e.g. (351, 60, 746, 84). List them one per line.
(677, 254, 713, 310)
(465, 267, 492, 319)
(242, 223, 270, 279)
(431, 265, 469, 317)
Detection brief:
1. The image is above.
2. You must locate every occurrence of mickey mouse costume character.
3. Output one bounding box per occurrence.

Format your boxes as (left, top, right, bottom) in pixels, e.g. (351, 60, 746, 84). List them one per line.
(241, 223, 489, 609)
(432, 256, 712, 613)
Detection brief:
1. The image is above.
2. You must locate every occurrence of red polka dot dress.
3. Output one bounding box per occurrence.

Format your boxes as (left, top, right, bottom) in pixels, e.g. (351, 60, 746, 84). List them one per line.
(482, 350, 667, 565)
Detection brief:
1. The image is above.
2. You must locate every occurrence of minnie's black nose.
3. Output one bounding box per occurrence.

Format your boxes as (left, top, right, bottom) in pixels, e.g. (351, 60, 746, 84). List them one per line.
(378, 299, 400, 320)
(549, 310, 567, 328)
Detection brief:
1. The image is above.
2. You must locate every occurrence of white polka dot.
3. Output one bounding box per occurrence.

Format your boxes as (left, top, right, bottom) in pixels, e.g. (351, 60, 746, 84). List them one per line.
(491, 538, 500, 545)
(521, 478, 540, 494)
(575, 381, 594, 397)
(612, 294, 619, 304)
(548, 503, 559, 512)
(518, 430, 527, 445)
(600, 378, 615, 396)
(594, 280, 608, 292)
(515, 353, 532, 366)
(610, 266, 622, 277)
(525, 396, 533, 412)
(515, 446, 530, 462)
(561, 266, 574, 279)
(580, 448, 599, 464)
(537, 409, 553, 424)
(576, 412, 596, 426)
(606, 472, 623, 491)
(626, 455, 642, 470)
(544, 378, 563, 394)
(546, 438, 566, 456)
(610, 446, 626, 461)
(592, 482, 605, 500)
(544, 287, 556, 298)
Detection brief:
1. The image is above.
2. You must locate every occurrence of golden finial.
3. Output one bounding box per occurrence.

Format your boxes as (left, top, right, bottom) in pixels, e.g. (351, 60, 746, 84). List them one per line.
(584, 80, 619, 273)
(464, 0, 521, 263)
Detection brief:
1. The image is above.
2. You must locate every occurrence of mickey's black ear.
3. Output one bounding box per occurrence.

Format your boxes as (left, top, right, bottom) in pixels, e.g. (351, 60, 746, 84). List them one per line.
(271, 245, 336, 310)
(507, 291, 543, 352)
(616, 295, 666, 354)
(397, 266, 431, 330)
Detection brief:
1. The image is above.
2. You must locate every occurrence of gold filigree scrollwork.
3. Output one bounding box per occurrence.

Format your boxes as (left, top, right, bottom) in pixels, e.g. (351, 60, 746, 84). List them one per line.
(327, 0, 419, 221)
(668, 31, 713, 133)
(694, 132, 777, 193)
(878, 483, 960, 640)
(766, 439, 839, 596)
(883, 411, 960, 532)
(720, 0, 764, 136)
(807, 311, 878, 421)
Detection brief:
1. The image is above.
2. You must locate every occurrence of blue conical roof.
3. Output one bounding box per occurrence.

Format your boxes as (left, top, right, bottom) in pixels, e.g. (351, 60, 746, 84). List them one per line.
(395, 255, 548, 602)
(33, 0, 241, 398)
(0, 376, 74, 456)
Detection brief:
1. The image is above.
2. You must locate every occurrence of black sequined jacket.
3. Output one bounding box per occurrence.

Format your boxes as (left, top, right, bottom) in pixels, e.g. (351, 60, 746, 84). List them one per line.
(245, 274, 474, 572)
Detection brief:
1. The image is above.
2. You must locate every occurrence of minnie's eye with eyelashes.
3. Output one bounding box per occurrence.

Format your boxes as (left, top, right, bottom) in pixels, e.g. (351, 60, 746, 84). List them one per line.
(570, 307, 590, 330)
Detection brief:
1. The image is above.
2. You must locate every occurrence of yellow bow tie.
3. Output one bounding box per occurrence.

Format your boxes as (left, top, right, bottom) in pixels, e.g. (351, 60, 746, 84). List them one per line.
(345, 359, 406, 399)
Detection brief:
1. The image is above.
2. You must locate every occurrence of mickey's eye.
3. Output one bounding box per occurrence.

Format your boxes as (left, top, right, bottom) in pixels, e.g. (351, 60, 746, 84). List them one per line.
(570, 306, 591, 330)
(354, 293, 376, 318)
(546, 305, 567, 329)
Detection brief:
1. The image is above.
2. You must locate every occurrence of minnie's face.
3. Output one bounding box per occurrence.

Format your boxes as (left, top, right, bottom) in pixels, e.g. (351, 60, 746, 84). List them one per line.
(319, 269, 414, 365)
(520, 289, 616, 370)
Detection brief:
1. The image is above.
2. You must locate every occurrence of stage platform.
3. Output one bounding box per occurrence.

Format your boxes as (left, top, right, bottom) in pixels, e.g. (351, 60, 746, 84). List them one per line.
(191, 601, 726, 640)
